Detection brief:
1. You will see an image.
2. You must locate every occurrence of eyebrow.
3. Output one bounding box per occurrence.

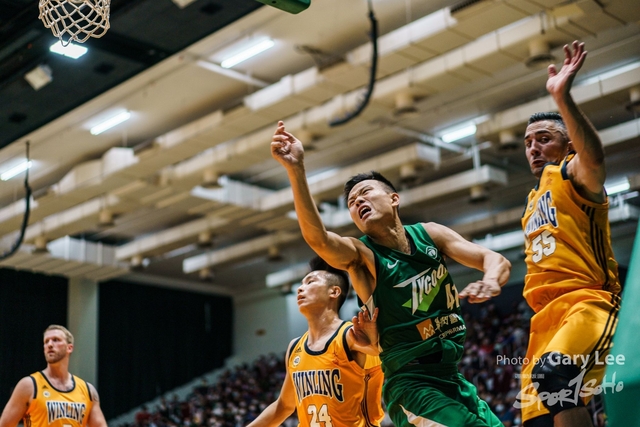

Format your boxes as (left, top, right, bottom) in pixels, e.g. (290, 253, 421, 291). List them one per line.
(524, 129, 554, 140)
(348, 185, 372, 204)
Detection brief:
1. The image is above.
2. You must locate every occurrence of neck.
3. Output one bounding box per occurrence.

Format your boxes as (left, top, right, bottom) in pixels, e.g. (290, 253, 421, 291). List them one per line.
(369, 220, 410, 254)
(44, 361, 70, 381)
(305, 309, 342, 343)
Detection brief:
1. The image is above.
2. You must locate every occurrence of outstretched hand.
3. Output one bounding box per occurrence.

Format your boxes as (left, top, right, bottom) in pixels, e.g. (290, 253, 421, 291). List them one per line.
(351, 307, 379, 347)
(546, 40, 587, 99)
(459, 280, 501, 304)
(271, 120, 304, 169)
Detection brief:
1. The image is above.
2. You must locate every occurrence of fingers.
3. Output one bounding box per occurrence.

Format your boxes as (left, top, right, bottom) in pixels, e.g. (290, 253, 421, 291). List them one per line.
(547, 64, 557, 78)
(459, 281, 500, 304)
(564, 41, 587, 65)
(274, 120, 285, 135)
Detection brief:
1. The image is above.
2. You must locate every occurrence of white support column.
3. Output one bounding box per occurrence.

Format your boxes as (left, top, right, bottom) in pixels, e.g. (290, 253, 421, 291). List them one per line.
(67, 277, 99, 386)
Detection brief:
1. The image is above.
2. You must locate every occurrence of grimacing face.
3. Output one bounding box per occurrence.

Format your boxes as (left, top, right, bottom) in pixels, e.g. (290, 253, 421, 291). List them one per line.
(346, 180, 398, 232)
(524, 120, 570, 178)
(43, 329, 72, 364)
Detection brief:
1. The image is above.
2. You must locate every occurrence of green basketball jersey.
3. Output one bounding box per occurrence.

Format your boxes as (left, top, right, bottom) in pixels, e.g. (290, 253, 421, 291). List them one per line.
(360, 223, 466, 376)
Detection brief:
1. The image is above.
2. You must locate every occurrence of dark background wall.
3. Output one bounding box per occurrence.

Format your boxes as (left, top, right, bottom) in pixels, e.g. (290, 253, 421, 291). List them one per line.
(98, 280, 233, 419)
(0, 269, 68, 406)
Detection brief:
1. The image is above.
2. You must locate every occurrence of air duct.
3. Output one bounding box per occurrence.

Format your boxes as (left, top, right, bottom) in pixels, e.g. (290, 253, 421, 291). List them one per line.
(497, 130, 520, 152)
(394, 92, 418, 117)
(525, 38, 555, 69)
(202, 169, 222, 189)
(469, 184, 489, 203)
(34, 235, 48, 253)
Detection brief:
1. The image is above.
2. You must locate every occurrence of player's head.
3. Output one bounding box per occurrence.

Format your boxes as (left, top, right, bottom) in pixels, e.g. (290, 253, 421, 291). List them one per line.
(524, 112, 573, 178)
(297, 257, 350, 313)
(344, 171, 399, 233)
(43, 325, 74, 364)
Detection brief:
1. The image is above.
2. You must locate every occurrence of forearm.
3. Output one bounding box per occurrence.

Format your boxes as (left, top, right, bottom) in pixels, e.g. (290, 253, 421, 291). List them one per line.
(482, 252, 511, 286)
(553, 94, 604, 166)
(287, 166, 330, 246)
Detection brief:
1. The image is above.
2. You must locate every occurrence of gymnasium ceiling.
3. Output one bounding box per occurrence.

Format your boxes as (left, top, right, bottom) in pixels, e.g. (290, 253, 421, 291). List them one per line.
(0, 0, 639, 295)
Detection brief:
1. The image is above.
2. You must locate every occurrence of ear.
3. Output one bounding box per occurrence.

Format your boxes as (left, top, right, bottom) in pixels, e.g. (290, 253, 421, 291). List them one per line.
(67, 343, 74, 354)
(390, 192, 400, 208)
(329, 285, 341, 301)
(566, 140, 574, 154)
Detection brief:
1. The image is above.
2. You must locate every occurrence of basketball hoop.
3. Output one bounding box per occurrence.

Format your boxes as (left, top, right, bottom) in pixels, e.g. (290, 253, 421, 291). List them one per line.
(39, 0, 111, 46)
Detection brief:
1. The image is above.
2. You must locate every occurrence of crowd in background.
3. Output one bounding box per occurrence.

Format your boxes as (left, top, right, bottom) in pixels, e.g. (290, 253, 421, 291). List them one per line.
(124, 299, 605, 427)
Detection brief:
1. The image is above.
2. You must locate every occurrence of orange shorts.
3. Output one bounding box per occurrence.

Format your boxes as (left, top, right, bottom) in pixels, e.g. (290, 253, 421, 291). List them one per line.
(519, 288, 620, 422)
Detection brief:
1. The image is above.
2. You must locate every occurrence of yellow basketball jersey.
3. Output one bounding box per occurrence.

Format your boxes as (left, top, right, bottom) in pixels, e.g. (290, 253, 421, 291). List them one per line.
(521, 154, 620, 312)
(289, 321, 381, 427)
(24, 372, 93, 427)
(362, 360, 385, 427)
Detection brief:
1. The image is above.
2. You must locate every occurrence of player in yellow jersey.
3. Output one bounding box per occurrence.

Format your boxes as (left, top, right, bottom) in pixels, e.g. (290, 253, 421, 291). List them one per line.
(247, 257, 384, 427)
(518, 41, 621, 427)
(0, 325, 107, 427)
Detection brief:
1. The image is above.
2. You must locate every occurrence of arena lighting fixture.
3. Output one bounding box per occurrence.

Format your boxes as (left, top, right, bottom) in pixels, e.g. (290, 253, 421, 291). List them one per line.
(606, 179, 630, 196)
(49, 41, 87, 59)
(220, 39, 274, 69)
(440, 124, 477, 143)
(1, 161, 32, 181)
(90, 111, 131, 135)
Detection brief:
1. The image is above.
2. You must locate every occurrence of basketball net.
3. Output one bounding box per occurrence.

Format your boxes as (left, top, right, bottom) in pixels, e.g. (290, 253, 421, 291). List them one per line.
(39, 0, 111, 46)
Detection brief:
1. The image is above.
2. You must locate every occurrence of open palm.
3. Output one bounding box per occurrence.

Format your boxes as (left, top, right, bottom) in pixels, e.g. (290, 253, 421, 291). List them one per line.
(546, 41, 587, 98)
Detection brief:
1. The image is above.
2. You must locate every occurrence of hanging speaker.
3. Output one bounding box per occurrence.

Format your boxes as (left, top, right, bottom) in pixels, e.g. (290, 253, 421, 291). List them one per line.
(255, 0, 310, 14)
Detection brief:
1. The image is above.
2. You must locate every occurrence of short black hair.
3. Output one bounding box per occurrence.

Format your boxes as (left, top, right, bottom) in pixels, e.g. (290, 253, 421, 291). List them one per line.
(308, 256, 350, 310)
(528, 112, 568, 140)
(343, 171, 397, 203)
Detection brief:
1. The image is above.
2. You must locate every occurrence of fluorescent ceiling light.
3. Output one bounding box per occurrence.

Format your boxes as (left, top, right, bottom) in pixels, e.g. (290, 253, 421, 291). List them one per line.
(221, 39, 274, 69)
(1, 161, 32, 181)
(441, 124, 477, 143)
(50, 41, 88, 59)
(606, 179, 630, 195)
(90, 111, 131, 135)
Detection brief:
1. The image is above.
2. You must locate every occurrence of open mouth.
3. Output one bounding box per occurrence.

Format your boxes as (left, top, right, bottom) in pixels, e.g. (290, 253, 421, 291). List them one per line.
(358, 206, 371, 219)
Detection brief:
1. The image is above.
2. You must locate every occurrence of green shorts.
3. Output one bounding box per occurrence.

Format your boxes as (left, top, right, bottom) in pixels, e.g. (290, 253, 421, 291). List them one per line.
(384, 364, 502, 427)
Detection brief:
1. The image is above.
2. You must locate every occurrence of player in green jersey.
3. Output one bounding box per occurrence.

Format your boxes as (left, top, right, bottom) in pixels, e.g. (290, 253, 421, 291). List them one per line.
(271, 120, 511, 427)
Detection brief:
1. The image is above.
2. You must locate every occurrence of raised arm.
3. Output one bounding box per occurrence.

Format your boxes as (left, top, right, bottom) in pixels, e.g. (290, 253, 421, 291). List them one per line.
(424, 222, 511, 303)
(0, 378, 33, 427)
(547, 41, 606, 201)
(246, 341, 297, 427)
(271, 121, 375, 298)
(87, 384, 108, 427)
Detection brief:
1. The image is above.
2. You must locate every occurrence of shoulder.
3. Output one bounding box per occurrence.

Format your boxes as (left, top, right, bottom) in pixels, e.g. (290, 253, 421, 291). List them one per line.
(348, 236, 373, 253)
(85, 382, 99, 402)
(12, 377, 36, 400)
(345, 237, 375, 269)
(16, 376, 36, 392)
(421, 222, 451, 242)
(286, 336, 303, 361)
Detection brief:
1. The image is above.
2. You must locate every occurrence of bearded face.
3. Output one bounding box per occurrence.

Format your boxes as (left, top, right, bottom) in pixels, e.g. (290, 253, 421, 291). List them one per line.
(43, 330, 72, 364)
